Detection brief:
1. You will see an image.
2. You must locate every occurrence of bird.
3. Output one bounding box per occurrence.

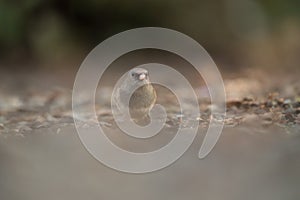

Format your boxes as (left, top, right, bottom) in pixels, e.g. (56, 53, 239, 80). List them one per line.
(113, 68, 157, 123)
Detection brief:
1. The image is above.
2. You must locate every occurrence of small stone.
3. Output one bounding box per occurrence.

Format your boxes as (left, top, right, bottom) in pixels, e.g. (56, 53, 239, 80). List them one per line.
(250, 102, 259, 107)
(243, 97, 254, 102)
(176, 114, 184, 118)
(284, 108, 295, 115)
(243, 114, 259, 123)
(266, 100, 278, 108)
(261, 112, 273, 121)
(82, 123, 90, 128)
(16, 133, 25, 138)
(17, 124, 33, 132)
(268, 92, 279, 100)
(276, 98, 284, 105)
(293, 101, 300, 108)
(285, 113, 295, 122)
(227, 101, 242, 108)
(99, 121, 112, 127)
(283, 99, 292, 105)
(262, 120, 273, 126)
(196, 116, 204, 121)
(34, 121, 50, 129)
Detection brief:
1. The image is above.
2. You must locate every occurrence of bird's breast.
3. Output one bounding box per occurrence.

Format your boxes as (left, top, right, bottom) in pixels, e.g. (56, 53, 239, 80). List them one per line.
(129, 84, 156, 110)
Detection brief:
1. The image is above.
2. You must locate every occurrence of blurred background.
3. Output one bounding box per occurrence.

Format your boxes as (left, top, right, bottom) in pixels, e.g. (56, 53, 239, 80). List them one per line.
(0, 0, 300, 72)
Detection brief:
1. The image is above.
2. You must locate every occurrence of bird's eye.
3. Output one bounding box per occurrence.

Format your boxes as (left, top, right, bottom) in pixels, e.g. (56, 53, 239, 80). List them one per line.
(131, 73, 135, 77)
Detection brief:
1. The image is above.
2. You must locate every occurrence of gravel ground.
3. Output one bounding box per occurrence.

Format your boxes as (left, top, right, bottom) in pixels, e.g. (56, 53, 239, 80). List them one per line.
(0, 69, 299, 137)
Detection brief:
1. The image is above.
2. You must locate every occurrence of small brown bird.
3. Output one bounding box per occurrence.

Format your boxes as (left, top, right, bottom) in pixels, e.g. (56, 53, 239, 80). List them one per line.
(114, 68, 157, 122)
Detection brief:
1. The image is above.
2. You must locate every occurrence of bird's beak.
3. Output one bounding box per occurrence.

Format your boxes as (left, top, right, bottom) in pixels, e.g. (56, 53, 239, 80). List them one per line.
(138, 73, 146, 80)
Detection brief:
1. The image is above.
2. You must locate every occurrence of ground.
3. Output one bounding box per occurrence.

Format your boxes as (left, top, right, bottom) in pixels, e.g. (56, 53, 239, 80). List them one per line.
(0, 68, 299, 200)
(0, 68, 299, 136)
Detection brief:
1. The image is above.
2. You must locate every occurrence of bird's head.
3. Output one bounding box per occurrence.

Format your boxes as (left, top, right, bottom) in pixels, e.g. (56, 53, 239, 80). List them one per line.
(128, 68, 150, 85)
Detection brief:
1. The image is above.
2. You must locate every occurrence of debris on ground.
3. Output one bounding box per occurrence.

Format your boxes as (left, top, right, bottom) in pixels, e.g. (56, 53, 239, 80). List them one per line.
(0, 75, 299, 136)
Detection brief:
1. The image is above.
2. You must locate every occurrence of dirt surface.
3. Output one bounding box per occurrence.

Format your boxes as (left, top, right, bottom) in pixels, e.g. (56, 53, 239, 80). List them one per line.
(0, 68, 299, 200)
(0, 69, 299, 137)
